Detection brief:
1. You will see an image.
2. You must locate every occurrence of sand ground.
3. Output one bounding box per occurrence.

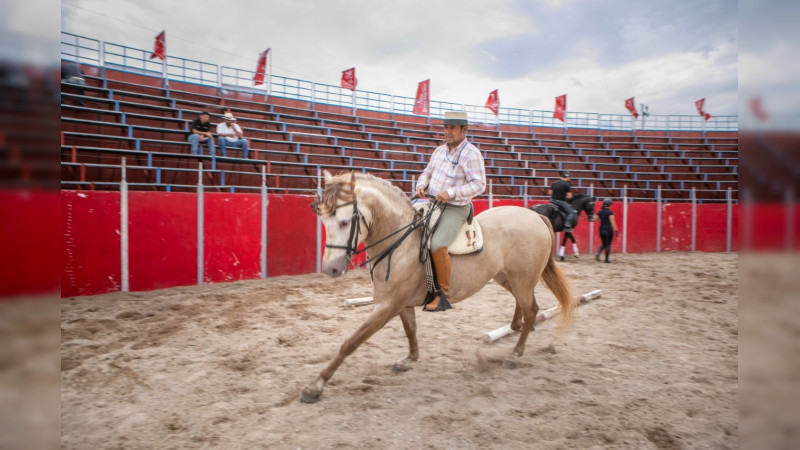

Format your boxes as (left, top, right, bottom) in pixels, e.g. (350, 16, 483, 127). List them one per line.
(61, 252, 737, 449)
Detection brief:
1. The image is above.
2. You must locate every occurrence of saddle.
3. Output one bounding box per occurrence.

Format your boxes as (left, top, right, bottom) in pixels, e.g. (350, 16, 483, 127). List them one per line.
(413, 201, 483, 255)
(547, 201, 578, 229)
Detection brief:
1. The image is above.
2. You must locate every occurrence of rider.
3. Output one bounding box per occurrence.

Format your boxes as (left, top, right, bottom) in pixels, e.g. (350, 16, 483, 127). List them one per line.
(549, 171, 577, 235)
(415, 111, 486, 312)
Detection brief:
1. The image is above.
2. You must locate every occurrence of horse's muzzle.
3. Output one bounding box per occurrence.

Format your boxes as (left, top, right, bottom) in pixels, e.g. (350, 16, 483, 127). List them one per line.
(323, 256, 349, 278)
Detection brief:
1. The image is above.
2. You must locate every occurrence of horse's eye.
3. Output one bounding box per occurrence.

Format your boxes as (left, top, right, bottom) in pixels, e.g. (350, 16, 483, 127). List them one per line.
(339, 220, 349, 228)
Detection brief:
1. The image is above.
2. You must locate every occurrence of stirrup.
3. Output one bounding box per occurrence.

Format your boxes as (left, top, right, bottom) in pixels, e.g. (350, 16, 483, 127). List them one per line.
(422, 291, 452, 312)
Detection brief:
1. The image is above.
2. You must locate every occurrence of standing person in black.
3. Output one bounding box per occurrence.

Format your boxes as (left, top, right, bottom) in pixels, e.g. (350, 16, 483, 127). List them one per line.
(549, 171, 577, 233)
(187, 111, 216, 156)
(596, 198, 620, 263)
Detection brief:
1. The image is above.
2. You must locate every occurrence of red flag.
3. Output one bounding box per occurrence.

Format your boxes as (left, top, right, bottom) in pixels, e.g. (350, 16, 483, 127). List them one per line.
(253, 49, 270, 86)
(341, 67, 357, 91)
(695, 98, 712, 120)
(413, 79, 430, 116)
(485, 89, 500, 115)
(750, 97, 768, 121)
(150, 31, 166, 60)
(553, 94, 567, 122)
(624, 97, 639, 119)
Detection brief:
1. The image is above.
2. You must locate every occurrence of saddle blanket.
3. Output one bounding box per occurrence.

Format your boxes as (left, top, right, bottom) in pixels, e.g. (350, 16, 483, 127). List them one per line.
(413, 202, 483, 255)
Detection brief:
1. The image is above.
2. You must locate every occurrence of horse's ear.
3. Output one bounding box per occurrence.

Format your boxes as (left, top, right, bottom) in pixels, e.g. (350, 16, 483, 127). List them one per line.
(323, 170, 333, 183)
(349, 171, 356, 188)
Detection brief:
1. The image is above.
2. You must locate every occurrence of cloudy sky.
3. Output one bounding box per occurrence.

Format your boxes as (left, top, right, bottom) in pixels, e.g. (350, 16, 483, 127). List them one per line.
(57, 0, 744, 119)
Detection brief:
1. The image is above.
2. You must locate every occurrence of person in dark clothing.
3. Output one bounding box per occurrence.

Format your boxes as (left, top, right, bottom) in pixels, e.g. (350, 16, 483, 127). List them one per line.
(595, 198, 620, 263)
(549, 171, 577, 233)
(61, 60, 86, 105)
(187, 111, 216, 155)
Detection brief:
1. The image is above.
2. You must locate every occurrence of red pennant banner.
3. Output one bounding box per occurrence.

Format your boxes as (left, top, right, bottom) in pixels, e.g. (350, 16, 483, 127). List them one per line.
(485, 89, 500, 115)
(253, 49, 270, 86)
(625, 97, 639, 119)
(695, 98, 712, 121)
(413, 79, 430, 116)
(150, 31, 166, 60)
(341, 67, 357, 91)
(750, 97, 768, 121)
(554, 94, 567, 122)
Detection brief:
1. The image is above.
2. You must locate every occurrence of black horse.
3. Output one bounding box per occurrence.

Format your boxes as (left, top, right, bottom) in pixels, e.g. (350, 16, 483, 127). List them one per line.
(531, 194, 597, 260)
(530, 193, 597, 232)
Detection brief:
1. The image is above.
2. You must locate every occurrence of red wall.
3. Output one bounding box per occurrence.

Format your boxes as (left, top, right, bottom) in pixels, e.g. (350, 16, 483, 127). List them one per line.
(0, 190, 60, 298)
(204, 193, 261, 283)
(55, 191, 751, 298)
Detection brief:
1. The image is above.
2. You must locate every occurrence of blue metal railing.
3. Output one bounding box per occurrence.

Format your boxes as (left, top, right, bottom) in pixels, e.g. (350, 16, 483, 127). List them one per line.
(61, 32, 738, 132)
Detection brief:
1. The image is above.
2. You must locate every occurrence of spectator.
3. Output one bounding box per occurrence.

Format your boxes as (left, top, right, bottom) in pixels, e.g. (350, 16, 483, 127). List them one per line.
(595, 198, 620, 263)
(216, 112, 249, 158)
(187, 111, 215, 156)
(60, 60, 86, 105)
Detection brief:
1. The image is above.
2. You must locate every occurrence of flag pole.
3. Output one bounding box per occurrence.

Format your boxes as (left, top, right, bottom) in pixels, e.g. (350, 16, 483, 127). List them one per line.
(267, 49, 272, 99)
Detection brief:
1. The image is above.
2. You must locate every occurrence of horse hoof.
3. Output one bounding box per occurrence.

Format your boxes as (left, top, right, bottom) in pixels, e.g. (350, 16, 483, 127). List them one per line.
(299, 387, 322, 403)
(390, 363, 411, 372)
(502, 358, 519, 369)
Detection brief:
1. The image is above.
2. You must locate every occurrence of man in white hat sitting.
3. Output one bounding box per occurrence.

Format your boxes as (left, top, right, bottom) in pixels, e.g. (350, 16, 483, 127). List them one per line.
(216, 112, 250, 158)
(415, 111, 486, 312)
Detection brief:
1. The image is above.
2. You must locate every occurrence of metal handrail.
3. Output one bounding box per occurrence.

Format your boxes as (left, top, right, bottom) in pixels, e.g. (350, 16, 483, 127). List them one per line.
(61, 32, 739, 132)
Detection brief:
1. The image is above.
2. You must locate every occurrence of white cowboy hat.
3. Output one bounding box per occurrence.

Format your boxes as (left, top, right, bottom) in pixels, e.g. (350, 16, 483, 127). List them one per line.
(222, 112, 236, 121)
(443, 111, 468, 126)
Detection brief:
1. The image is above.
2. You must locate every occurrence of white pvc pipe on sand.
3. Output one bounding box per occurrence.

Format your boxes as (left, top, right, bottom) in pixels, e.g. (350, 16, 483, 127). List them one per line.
(483, 289, 602, 343)
(343, 296, 374, 307)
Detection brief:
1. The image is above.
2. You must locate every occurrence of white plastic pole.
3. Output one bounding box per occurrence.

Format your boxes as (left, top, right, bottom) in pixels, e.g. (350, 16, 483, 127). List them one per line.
(691, 187, 697, 252)
(589, 184, 594, 255)
(524, 181, 528, 208)
(656, 185, 662, 253)
(316, 166, 322, 273)
(726, 187, 732, 253)
(261, 165, 268, 279)
(483, 290, 601, 342)
(352, 88, 357, 116)
(120, 158, 129, 292)
(197, 162, 204, 285)
(267, 48, 272, 98)
(489, 179, 494, 208)
(786, 188, 794, 251)
(343, 296, 373, 307)
(622, 185, 628, 254)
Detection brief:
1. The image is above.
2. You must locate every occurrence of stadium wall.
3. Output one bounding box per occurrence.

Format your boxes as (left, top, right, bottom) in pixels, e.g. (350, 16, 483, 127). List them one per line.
(49, 190, 751, 299)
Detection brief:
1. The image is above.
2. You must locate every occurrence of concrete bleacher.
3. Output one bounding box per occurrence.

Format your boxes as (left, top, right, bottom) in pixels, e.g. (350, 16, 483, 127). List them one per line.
(60, 64, 738, 202)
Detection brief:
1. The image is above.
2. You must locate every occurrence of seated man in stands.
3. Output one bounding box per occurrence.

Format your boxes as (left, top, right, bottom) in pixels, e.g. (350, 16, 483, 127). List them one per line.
(61, 60, 86, 105)
(187, 111, 216, 156)
(216, 112, 249, 158)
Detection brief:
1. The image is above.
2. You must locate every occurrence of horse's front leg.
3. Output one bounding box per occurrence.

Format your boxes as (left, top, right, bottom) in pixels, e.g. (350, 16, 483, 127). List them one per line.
(300, 304, 397, 403)
(390, 306, 418, 372)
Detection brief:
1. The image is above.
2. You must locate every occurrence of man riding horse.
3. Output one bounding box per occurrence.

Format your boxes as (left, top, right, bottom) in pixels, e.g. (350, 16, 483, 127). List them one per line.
(549, 171, 577, 232)
(414, 111, 486, 312)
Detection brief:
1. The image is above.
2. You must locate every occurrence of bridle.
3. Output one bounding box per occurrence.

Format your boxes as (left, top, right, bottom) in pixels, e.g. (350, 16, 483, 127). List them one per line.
(312, 193, 442, 281)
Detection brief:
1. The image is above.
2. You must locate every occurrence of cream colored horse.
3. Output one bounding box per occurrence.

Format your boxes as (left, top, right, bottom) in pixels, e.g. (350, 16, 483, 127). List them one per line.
(301, 171, 574, 403)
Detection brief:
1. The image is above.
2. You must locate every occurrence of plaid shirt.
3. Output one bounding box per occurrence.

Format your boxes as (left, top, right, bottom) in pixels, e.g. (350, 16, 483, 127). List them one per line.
(417, 138, 486, 206)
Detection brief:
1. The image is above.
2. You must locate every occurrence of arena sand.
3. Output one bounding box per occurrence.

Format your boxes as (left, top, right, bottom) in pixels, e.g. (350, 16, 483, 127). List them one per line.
(61, 252, 737, 449)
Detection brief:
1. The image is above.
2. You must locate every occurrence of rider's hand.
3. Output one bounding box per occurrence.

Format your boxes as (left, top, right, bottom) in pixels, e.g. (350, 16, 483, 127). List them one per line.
(436, 190, 451, 203)
(415, 185, 427, 198)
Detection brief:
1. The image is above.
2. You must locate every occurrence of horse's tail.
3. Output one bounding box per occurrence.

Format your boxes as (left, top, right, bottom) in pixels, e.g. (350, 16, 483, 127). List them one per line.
(539, 215, 574, 333)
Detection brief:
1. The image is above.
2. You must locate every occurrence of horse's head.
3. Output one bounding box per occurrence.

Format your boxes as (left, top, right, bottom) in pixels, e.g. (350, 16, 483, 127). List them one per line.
(311, 171, 369, 278)
(584, 197, 597, 222)
(571, 194, 597, 222)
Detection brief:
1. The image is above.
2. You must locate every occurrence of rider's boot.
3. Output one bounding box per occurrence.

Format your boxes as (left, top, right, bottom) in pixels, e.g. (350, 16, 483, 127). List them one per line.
(423, 247, 453, 312)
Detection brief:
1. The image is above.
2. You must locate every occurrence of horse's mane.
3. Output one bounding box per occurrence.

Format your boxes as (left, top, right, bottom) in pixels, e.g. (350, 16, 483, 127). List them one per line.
(322, 172, 413, 215)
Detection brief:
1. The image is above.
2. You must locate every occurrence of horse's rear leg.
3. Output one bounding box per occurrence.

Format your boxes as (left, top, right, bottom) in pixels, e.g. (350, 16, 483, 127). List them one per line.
(390, 307, 418, 372)
(495, 274, 525, 332)
(504, 288, 540, 369)
(300, 305, 397, 403)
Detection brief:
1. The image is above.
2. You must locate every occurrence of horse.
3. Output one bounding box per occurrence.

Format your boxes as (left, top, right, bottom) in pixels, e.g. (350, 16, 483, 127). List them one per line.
(530, 194, 597, 260)
(301, 171, 574, 403)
